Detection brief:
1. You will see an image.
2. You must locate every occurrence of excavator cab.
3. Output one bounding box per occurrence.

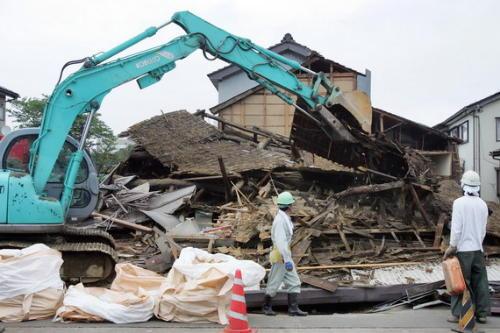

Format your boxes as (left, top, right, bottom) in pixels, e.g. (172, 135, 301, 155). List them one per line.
(0, 128, 99, 222)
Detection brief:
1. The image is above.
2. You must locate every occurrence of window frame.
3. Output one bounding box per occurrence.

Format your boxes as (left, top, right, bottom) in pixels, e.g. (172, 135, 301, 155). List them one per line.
(496, 118, 500, 142)
(448, 120, 469, 143)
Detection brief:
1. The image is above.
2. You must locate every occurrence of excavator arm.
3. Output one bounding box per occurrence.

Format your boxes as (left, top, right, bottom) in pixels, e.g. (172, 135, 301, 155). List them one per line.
(24, 10, 370, 219)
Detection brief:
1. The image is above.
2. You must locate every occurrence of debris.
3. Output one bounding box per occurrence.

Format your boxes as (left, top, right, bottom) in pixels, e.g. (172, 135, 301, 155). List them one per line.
(300, 274, 338, 292)
(91, 110, 500, 299)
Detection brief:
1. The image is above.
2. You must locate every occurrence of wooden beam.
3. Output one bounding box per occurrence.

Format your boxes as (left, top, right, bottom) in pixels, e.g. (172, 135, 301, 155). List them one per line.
(337, 225, 352, 253)
(295, 262, 422, 271)
(409, 184, 434, 226)
(334, 181, 404, 199)
(218, 156, 232, 202)
(321, 227, 435, 236)
(433, 213, 446, 248)
(92, 212, 153, 233)
(129, 178, 193, 189)
(300, 275, 338, 293)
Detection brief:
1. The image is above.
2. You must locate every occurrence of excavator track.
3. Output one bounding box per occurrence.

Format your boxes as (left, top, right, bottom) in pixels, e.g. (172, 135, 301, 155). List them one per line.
(0, 227, 117, 284)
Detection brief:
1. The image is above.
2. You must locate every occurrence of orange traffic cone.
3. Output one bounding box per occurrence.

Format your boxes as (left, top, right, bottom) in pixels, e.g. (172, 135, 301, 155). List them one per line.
(223, 269, 257, 333)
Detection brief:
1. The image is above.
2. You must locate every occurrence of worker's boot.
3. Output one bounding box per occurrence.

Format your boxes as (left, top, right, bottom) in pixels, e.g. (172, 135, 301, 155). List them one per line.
(287, 293, 308, 316)
(262, 294, 276, 316)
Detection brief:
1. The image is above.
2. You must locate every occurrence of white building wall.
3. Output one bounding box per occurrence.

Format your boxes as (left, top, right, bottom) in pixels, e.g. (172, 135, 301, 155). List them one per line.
(478, 100, 500, 202)
(218, 74, 259, 103)
(447, 114, 474, 172)
(445, 99, 500, 202)
(216, 51, 305, 103)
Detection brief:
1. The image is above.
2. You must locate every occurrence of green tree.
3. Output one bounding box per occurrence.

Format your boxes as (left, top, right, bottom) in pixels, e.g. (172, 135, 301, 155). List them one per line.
(7, 96, 128, 173)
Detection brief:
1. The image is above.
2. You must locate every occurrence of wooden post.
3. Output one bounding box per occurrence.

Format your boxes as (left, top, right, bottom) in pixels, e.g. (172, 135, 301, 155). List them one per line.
(337, 225, 352, 253)
(433, 213, 446, 248)
(409, 184, 434, 226)
(218, 156, 232, 202)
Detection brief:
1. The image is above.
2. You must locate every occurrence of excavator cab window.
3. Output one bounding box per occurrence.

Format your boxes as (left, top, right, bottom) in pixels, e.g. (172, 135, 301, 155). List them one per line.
(4, 134, 89, 184)
(3, 134, 91, 208)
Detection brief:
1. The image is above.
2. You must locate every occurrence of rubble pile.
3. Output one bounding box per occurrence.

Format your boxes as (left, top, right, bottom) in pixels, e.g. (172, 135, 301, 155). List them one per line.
(94, 110, 500, 287)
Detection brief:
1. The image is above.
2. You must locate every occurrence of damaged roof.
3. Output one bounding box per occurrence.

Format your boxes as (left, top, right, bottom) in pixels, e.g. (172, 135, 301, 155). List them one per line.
(127, 110, 291, 175)
(435, 90, 500, 128)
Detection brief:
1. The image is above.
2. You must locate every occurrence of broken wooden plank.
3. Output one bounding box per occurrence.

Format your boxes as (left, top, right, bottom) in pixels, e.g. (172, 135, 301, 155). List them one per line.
(390, 231, 400, 243)
(412, 230, 427, 248)
(334, 181, 404, 199)
(300, 274, 338, 293)
(295, 262, 422, 271)
(337, 225, 352, 253)
(433, 213, 446, 248)
(92, 212, 153, 233)
(343, 226, 375, 239)
(218, 156, 232, 202)
(321, 227, 435, 236)
(129, 178, 192, 189)
(409, 184, 434, 226)
(165, 236, 181, 259)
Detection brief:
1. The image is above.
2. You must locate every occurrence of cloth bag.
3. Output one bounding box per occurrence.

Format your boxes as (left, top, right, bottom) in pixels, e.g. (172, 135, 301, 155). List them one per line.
(0, 244, 64, 322)
(155, 247, 265, 324)
(55, 283, 155, 324)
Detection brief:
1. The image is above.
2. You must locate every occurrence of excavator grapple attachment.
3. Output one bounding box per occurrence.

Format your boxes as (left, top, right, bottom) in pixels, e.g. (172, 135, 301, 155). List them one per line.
(326, 90, 372, 134)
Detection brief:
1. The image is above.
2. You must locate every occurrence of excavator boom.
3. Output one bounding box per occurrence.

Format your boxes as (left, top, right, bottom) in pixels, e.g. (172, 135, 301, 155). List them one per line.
(0, 10, 371, 283)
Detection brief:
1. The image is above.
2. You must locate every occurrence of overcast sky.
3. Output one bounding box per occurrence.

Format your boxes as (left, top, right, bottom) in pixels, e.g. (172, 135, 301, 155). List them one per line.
(1, 0, 499, 134)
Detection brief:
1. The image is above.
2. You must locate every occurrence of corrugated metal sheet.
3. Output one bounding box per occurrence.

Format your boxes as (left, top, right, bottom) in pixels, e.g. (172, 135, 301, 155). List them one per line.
(351, 259, 500, 286)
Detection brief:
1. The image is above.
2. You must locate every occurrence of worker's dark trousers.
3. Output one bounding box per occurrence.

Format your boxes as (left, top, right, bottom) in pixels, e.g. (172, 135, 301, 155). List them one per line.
(451, 251, 490, 317)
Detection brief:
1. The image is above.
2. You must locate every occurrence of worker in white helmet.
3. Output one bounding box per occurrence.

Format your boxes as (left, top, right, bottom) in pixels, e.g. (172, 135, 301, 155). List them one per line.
(262, 191, 307, 317)
(444, 170, 490, 324)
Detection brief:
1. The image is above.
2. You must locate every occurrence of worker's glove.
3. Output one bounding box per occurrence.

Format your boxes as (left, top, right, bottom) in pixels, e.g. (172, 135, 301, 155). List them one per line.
(285, 261, 294, 271)
(443, 246, 457, 260)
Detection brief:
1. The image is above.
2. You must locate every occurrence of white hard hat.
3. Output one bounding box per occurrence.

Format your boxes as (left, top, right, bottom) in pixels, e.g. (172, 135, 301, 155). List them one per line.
(461, 170, 481, 187)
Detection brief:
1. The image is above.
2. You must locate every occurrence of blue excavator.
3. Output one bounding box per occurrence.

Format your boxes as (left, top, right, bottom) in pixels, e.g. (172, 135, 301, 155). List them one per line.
(0, 11, 371, 283)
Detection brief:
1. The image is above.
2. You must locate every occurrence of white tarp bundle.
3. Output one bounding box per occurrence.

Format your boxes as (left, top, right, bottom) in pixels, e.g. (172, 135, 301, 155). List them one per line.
(111, 263, 168, 300)
(0, 244, 64, 322)
(55, 283, 155, 324)
(155, 247, 265, 324)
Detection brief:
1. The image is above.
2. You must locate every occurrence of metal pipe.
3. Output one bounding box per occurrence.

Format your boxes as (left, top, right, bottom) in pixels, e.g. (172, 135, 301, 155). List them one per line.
(292, 103, 322, 126)
(90, 26, 159, 65)
(78, 109, 96, 150)
(157, 20, 172, 29)
(252, 44, 317, 76)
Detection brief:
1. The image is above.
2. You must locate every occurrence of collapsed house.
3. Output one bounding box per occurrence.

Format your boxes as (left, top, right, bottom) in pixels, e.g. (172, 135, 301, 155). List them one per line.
(94, 36, 497, 310)
(98, 108, 500, 310)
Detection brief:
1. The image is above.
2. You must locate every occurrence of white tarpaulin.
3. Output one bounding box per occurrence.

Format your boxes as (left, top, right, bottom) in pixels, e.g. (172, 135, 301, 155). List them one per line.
(155, 247, 265, 324)
(0, 244, 64, 322)
(55, 283, 155, 324)
(111, 263, 167, 300)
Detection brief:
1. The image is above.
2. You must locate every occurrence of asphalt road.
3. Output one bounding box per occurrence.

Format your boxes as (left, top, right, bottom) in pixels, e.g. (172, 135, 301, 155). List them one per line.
(1, 307, 499, 333)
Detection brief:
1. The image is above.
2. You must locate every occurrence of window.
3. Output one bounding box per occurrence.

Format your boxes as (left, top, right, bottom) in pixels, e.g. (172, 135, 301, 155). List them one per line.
(497, 168, 500, 197)
(496, 118, 500, 141)
(0, 98, 5, 121)
(4, 134, 89, 183)
(449, 121, 469, 143)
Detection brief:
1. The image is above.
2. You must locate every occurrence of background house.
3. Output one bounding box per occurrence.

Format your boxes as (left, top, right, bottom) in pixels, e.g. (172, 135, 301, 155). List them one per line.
(207, 34, 457, 178)
(0, 85, 19, 129)
(208, 33, 371, 137)
(436, 91, 500, 202)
